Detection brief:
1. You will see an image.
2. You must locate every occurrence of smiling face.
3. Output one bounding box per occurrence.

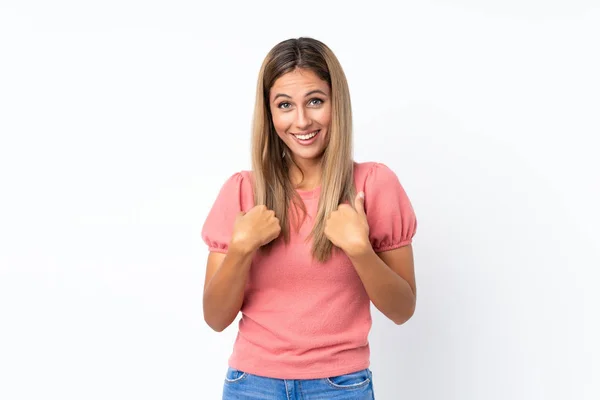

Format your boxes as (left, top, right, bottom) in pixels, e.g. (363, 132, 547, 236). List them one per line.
(269, 68, 332, 163)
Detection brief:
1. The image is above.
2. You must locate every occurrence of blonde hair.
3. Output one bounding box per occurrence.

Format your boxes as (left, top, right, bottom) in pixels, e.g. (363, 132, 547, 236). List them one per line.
(251, 37, 355, 262)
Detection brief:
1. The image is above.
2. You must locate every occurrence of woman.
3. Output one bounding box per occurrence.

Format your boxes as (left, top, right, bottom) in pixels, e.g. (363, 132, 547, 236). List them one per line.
(201, 37, 417, 399)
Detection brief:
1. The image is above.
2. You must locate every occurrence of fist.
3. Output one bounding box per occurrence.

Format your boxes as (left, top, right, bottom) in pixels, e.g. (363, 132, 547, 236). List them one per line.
(231, 205, 281, 253)
(324, 192, 371, 257)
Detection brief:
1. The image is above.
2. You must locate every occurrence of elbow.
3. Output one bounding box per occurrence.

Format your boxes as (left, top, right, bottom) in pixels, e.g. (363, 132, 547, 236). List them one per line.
(203, 313, 230, 332)
(209, 323, 227, 333)
(203, 297, 233, 332)
(393, 313, 413, 325)
(392, 297, 416, 325)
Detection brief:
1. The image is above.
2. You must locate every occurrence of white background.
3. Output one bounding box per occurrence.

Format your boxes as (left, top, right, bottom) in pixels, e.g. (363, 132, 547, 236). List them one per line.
(1, 1, 598, 399)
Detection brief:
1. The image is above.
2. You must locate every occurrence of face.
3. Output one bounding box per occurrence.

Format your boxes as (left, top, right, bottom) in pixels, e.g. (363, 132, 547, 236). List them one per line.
(269, 68, 332, 163)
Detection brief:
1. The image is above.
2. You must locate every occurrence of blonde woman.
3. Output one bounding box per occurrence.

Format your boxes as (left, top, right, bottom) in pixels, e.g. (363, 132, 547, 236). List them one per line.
(202, 37, 417, 399)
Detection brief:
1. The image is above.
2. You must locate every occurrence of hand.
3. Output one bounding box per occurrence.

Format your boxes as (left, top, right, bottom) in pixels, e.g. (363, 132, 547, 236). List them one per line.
(230, 205, 281, 253)
(324, 192, 371, 257)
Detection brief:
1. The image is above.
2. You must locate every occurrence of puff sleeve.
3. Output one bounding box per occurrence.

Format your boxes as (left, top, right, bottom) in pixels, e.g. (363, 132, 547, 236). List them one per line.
(363, 163, 417, 252)
(201, 172, 246, 253)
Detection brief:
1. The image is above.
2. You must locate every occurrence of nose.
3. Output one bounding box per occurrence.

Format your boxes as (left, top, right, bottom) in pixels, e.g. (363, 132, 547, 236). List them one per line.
(295, 107, 312, 130)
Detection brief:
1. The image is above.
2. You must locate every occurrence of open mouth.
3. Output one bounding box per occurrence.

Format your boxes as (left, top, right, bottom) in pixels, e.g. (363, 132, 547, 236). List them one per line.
(291, 129, 320, 144)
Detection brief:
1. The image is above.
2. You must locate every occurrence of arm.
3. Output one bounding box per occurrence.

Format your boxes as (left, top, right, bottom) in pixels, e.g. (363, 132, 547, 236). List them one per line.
(202, 242, 256, 332)
(347, 243, 416, 325)
(202, 204, 281, 332)
(324, 176, 417, 325)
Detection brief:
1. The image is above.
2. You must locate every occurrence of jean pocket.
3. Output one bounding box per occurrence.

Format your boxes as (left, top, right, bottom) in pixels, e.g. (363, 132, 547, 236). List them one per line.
(325, 368, 371, 389)
(224, 367, 247, 383)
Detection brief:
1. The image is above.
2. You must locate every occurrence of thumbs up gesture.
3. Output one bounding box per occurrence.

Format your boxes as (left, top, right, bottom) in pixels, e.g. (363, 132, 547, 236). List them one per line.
(231, 205, 282, 254)
(324, 192, 371, 257)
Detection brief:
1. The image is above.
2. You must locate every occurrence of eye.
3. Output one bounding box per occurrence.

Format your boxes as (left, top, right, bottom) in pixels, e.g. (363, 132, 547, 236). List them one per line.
(277, 102, 292, 109)
(308, 98, 324, 106)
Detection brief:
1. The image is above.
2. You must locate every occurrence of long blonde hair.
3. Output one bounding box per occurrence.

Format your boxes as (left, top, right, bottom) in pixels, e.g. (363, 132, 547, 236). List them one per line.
(251, 37, 355, 262)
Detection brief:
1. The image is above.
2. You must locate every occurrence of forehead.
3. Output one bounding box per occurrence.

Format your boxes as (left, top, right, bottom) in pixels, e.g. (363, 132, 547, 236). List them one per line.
(270, 68, 330, 98)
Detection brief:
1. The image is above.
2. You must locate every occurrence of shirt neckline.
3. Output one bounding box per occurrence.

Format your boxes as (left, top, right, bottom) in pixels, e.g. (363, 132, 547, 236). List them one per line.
(295, 186, 321, 200)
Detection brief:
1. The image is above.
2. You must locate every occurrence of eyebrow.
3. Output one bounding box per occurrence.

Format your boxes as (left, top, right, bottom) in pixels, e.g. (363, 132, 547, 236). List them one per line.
(272, 89, 329, 101)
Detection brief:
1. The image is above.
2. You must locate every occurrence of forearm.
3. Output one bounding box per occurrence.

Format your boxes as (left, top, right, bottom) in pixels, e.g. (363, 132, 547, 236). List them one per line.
(203, 243, 255, 332)
(348, 246, 416, 325)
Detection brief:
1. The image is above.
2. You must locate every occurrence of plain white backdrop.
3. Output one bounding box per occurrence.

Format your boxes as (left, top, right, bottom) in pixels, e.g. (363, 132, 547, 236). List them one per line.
(1, 1, 598, 399)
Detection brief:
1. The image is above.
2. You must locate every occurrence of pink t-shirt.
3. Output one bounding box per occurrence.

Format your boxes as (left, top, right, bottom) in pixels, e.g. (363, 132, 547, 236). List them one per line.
(201, 161, 417, 379)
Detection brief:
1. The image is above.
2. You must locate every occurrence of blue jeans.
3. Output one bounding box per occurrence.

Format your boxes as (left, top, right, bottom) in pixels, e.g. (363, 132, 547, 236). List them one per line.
(222, 367, 375, 399)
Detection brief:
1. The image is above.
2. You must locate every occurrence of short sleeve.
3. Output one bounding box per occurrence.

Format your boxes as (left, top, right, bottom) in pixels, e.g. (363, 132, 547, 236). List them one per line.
(363, 163, 417, 252)
(201, 172, 246, 253)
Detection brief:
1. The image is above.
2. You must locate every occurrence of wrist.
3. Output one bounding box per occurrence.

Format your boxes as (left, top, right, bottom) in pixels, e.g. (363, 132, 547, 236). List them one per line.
(229, 237, 257, 257)
(344, 239, 373, 259)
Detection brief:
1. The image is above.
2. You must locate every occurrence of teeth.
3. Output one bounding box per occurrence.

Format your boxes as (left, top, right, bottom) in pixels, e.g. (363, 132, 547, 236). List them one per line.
(295, 130, 318, 140)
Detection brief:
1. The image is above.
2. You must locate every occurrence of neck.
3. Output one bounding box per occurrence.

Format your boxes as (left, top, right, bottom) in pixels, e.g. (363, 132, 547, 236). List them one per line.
(289, 156, 322, 190)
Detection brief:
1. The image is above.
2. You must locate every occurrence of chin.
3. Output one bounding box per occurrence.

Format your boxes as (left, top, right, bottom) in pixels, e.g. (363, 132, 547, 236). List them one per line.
(289, 148, 326, 161)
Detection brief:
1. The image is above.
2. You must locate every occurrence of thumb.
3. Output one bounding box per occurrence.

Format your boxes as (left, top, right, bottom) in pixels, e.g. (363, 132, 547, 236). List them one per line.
(354, 191, 366, 215)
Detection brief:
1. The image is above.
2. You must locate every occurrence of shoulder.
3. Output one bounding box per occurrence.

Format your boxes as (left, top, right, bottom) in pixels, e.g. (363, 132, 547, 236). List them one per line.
(353, 161, 401, 189)
(354, 161, 417, 249)
(212, 170, 255, 211)
(218, 170, 253, 189)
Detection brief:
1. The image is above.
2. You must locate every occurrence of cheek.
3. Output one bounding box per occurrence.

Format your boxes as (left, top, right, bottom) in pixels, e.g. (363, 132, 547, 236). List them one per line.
(315, 105, 332, 127)
(272, 113, 292, 136)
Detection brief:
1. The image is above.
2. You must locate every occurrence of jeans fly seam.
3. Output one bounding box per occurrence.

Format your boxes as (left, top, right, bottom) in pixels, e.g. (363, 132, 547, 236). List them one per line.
(284, 379, 291, 400)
